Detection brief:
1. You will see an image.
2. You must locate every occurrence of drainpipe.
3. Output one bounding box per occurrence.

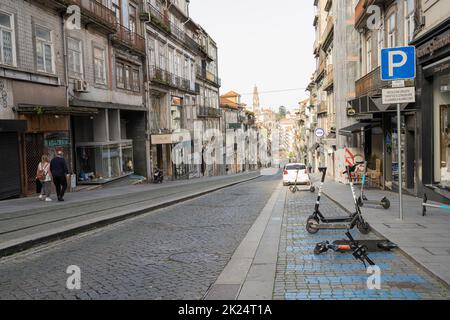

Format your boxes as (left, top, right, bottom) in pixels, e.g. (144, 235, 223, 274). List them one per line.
(61, 10, 73, 173)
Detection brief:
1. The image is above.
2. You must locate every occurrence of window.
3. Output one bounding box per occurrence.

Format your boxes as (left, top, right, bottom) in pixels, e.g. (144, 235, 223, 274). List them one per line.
(116, 60, 140, 92)
(129, 4, 137, 33)
(112, 0, 121, 24)
(148, 38, 156, 67)
(0, 11, 15, 66)
(377, 20, 384, 67)
(94, 47, 106, 84)
(405, 0, 415, 44)
(116, 62, 124, 88)
(68, 37, 83, 77)
(387, 13, 396, 48)
(132, 69, 140, 92)
(35, 25, 54, 73)
(158, 41, 166, 70)
(365, 36, 372, 74)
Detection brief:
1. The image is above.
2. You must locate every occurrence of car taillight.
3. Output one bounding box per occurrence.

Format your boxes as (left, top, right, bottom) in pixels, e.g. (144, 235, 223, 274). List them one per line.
(283, 170, 288, 175)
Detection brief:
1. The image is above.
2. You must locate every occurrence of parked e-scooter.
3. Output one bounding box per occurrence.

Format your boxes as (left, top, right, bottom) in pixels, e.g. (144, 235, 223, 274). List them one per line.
(305, 163, 371, 235)
(289, 169, 315, 193)
(357, 161, 390, 209)
(314, 232, 376, 268)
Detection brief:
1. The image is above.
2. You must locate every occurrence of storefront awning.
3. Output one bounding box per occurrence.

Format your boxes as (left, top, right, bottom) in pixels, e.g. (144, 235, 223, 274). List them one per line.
(15, 104, 98, 116)
(348, 96, 417, 114)
(338, 122, 374, 136)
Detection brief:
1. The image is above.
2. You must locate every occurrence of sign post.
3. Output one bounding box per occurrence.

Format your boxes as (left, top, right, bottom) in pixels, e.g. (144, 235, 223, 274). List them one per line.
(381, 46, 416, 221)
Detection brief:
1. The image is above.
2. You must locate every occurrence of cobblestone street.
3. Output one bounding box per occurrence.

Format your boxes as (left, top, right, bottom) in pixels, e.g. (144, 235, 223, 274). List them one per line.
(0, 175, 279, 300)
(273, 189, 450, 300)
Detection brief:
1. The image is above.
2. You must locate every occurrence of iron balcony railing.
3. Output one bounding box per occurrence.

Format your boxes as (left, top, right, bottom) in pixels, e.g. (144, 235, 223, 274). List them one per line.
(149, 66, 193, 92)
(196, 65, 221, 86)
(69, 0, 117, 31)
(114, 24, 146, 54)
(197, 106, 222, 118)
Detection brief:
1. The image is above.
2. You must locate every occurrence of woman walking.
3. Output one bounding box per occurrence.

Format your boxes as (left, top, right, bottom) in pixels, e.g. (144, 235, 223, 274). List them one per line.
(36, 155, 52, 202)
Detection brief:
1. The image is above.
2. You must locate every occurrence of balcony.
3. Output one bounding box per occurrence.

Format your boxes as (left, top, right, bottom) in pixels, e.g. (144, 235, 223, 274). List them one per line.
(313, 40, 321, 56)
(315, 59, 326, 82)
(69, 0, 117, 32)
(149, 66, 194, 93)
(197, 106, 222, 118)
(112, 24, 146, 55)
(313, 14, 319, 27)
(321, 16, 334, 49)
(317, 101, 327, 115)
(323, 64, 333, 91)
(327, 113, 336, 132)
(142, 3, 171, 33)
(355, 66, 386, 97)
(196, 65, 221, 87)
(324, 0, 333, 12)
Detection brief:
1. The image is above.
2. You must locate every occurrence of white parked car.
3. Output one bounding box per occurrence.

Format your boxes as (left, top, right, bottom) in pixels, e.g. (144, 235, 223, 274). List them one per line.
(283, 163, 310, 186)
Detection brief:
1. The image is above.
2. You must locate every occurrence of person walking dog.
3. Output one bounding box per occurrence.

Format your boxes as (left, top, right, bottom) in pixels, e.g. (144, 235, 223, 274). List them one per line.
(50, 149, 69, 202)
(36, 155, 52, 202)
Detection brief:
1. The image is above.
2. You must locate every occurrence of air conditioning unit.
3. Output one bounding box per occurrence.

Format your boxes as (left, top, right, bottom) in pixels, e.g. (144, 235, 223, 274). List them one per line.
(74, 79, 89, 92)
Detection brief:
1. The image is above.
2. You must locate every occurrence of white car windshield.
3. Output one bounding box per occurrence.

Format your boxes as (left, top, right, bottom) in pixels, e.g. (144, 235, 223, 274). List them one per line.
(285, 164, 306, 171)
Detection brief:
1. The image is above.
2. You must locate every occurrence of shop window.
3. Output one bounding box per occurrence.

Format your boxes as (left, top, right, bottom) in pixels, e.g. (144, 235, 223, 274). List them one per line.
(76, 141, 134, 184)
(439, 105, 450, 187)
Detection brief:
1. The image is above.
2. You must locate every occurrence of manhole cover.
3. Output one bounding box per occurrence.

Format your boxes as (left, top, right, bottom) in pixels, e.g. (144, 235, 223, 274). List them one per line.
(169, 252, 220, 264)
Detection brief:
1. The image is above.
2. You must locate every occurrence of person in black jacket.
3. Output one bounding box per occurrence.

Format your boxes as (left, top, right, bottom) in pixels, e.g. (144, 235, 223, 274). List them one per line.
(50, 149, 69, 202)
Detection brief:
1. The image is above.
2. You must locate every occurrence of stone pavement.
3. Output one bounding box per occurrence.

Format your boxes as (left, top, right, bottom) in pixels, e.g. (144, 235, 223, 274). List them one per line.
(0, 171, 260, 257)
(0, 174, 280, 300)
(314, 176, 450, 286)
(211, 183, 450, 300)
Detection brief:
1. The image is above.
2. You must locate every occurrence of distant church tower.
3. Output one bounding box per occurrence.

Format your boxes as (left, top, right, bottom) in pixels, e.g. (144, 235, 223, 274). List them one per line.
(252, 85, 260, 115)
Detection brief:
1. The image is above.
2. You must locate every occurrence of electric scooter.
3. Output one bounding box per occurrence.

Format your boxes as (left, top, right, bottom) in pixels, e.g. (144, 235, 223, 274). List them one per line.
(357, 161, 390, 209)
(289, 169, 315, 193)
(314, 232, 376, 268)
(305, 163, 371, 235)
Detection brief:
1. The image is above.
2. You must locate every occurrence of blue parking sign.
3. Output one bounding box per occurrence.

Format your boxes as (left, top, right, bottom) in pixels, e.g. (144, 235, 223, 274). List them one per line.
(381, 46, 416, 81)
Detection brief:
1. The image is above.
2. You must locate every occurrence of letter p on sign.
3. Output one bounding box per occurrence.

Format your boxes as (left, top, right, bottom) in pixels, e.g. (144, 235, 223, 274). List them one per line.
(381, 46, 416, 81)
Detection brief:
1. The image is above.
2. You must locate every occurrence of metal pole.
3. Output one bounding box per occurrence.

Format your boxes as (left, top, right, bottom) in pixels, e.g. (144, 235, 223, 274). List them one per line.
(397, 103, 403, 220)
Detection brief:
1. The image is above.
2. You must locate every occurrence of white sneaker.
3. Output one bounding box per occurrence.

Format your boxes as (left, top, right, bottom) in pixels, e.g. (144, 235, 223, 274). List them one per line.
(45, 197, 53, 202)
(39, 195, 44, 200)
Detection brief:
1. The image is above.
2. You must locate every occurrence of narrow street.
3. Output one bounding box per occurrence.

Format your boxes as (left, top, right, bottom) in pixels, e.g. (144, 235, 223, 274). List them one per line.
(1, 172, 448, 300)
(0, 175, 279, 300)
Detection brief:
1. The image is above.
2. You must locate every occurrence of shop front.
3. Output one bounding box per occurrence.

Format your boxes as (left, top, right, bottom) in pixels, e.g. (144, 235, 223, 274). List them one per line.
(414, 19, 450, 198)
(71, 102, 147, 185)
(345, 97, 419, 193)
(0, 120, 26, 199)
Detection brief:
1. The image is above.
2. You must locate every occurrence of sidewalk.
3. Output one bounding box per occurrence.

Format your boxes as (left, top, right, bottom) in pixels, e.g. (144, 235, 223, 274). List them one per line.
(316, 176, 450, 286)
(207, 181, 450, 300)
(0, 171, 261, 257)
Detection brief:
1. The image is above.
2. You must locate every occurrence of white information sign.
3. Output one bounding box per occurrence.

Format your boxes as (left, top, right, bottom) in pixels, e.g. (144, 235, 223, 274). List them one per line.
(382, 87, 416, 104)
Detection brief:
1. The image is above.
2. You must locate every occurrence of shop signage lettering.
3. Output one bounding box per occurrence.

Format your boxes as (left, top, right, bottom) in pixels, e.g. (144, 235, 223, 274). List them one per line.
(417, 33, 450, 59)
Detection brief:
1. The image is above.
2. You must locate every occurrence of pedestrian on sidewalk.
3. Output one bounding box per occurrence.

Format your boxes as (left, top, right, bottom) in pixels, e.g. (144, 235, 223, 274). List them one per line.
(50, 149, 69, 202)
(36, 155, 52, 202)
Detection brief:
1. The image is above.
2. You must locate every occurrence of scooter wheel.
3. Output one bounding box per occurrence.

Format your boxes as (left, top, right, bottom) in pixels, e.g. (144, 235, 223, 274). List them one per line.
(310, 186, 315, 193)
(306, 216, 320, 234)
(357, 220, 371, 234)
(381, 198, 390, 209)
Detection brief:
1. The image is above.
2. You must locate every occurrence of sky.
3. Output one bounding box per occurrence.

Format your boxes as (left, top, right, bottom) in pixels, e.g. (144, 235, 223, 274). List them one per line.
(189, 0, 316, 112)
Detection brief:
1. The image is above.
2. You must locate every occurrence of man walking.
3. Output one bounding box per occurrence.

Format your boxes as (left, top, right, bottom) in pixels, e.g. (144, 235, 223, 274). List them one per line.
(50, 149, 69, 202)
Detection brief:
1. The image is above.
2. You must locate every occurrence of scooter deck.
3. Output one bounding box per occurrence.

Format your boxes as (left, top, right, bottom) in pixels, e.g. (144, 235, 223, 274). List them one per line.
(333, 239, 397, 252)
(321, 217, 353, 223)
